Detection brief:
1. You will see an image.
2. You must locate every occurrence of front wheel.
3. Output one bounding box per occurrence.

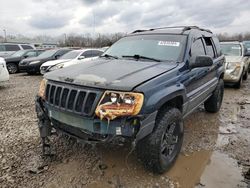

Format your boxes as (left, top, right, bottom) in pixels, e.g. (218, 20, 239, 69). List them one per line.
(235, 73, 243, 89)
(243, 70, 248, 80)
(7, 63, 18, 74)
(136, 107, 183, 174)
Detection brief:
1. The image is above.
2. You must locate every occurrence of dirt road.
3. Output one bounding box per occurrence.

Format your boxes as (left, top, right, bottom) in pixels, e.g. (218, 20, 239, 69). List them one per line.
(0, 73, 249, 188)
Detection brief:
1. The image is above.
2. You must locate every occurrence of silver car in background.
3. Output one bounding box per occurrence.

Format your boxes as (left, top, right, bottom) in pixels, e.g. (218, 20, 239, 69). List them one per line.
(220, 41, 249, 88)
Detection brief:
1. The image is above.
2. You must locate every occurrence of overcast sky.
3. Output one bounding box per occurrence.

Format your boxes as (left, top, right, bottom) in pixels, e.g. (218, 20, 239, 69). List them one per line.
(1, 0, 250, 37)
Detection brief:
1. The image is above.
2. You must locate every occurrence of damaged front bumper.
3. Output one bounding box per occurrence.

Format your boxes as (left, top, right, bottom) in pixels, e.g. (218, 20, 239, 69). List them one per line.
(35, 96, 157, 144)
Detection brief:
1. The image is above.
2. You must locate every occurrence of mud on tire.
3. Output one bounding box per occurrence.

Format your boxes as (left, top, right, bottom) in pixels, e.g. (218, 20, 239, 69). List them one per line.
(204, 79, 224, 113)
(136, 107, 184, 174)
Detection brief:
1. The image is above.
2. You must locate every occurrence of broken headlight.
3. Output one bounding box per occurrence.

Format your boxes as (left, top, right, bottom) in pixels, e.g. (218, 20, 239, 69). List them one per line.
(95, 91, 144, 121)
(226, 62, 241, 70)
(38, 78, 47, 99)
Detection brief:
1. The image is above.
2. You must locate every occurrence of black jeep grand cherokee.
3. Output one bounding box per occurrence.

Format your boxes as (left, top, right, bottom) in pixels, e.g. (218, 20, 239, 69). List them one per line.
(36, 26, 225, 173)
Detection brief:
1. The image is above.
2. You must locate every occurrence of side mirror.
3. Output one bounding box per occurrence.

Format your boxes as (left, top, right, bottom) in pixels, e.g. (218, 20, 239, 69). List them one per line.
(23, 55, 28, 58)
(78, 56, 85, 60)
(190, 55, 213, 69)
(55, 55, 61, 59)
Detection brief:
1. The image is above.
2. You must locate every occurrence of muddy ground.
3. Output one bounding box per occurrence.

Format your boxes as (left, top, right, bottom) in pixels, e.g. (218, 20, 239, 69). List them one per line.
(0, 73, 249, 188)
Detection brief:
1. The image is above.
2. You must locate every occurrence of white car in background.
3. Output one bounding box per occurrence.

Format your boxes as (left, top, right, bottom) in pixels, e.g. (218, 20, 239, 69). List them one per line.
(40, 49, 103, 74)
(0, 57, 9, 82)
(0, 43, 35, 58)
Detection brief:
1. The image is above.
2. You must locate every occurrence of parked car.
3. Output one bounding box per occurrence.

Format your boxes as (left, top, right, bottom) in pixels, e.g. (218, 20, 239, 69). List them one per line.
(0, 43, 35, 58)
(19, 48, 72, 74)
(242, 40, 250, 72)
(5, 49, 45, 74)
(0, 57, 9, 82)
(220, 41, 249, 88)
(40, 49, 103, 74)
(35, 26, 224, 173)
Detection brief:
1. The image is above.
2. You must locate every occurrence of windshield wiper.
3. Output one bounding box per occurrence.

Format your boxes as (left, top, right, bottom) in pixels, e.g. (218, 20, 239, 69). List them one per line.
(100, 54, 118, 59)
(122, 54, 162, 62)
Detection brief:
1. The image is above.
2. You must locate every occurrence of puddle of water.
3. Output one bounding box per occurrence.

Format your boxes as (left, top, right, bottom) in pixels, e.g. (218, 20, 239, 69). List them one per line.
(89, 146, 214, 188)
(198, 151, 247, 188)
(167, 151, 212, 187)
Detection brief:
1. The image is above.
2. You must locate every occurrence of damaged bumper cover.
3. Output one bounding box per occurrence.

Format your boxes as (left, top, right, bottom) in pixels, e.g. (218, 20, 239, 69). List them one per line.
(35, 96, 157, 143)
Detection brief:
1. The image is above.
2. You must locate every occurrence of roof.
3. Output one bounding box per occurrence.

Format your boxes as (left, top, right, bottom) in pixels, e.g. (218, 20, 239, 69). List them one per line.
(130, 26, 213, 35)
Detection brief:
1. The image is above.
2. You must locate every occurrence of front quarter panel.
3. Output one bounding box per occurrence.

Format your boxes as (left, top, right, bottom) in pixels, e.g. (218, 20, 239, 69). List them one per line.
(134, 65, 187, 115)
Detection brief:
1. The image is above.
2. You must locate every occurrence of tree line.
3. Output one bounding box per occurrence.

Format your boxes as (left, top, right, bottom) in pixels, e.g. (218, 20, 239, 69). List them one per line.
(1, 32, 250, 47)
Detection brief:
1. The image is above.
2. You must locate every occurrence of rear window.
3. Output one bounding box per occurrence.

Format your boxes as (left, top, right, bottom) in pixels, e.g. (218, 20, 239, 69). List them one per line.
(21, 45, 33, 49)
(5, 44, 20, 51)
(212, 37, 222, 56)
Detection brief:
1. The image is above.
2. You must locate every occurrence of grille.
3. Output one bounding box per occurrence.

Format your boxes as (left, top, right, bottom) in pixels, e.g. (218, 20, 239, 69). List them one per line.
(45, 82, 102, 116)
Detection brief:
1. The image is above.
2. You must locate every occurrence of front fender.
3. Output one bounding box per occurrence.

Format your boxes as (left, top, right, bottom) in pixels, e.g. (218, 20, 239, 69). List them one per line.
(141, 84, 187, 114)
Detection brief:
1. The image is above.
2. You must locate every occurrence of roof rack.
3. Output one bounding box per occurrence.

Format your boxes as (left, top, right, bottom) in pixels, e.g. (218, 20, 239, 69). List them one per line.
(131, 26, 212, 34)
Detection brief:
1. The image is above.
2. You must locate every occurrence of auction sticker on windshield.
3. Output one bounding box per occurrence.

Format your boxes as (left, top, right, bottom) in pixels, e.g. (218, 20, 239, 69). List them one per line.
(158, 41, 180, 46)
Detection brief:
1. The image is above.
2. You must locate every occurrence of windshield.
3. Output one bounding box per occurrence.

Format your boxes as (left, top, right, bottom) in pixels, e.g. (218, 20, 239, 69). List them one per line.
(38, 49, 58, 58)
(243, 42, 250, 50)
(103, 34, 187, 62)
(220, 44, 242, 56)
(59, 50, 81, 59)
(10, 50, 27, 57)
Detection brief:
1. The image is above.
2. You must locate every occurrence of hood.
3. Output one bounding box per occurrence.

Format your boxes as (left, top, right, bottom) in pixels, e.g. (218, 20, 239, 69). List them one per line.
(42, 59, 71, 67)
(45, 58, 178, 91)
(5, 56, 22, 62)
(225, 56, 243, 63)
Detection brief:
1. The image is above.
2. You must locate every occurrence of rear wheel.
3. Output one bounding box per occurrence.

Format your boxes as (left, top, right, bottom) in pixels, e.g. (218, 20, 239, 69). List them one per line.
(136, 107, 183, 174)
(204, 79, 224, 113)
(7, 63, 18, 74)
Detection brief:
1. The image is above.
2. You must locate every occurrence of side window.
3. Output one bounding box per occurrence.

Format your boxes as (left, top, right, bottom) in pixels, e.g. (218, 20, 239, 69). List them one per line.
(93, 50, 103, 56)
(0, 45, 5, 51)
(21, 45, 33, 49)
(204, 37, 215, 58)
(37, 50, 44, 55)
(82, 51, 94, 58)
(212, 37, 222, 56)
(5, 45, 20, 51)
(191, 38, 206, 58)
(25, 51, 37, 57)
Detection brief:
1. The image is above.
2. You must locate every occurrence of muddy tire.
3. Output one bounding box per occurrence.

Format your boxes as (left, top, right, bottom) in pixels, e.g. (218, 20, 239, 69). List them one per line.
(243, 70, 248, 80)
(235, 73, 243, 89)
(204, 79, 224, 113)
(7, 63, 18, 74)
(136, 107, 183, 174)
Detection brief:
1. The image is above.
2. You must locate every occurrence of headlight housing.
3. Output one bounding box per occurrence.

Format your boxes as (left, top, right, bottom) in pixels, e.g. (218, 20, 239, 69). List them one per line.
(38, 79, 47, 99)
(29, 60, 40, 65)
(226, 62, 241, 70)
(95, 91, 144, 121)
(49, 63, 64, 71)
